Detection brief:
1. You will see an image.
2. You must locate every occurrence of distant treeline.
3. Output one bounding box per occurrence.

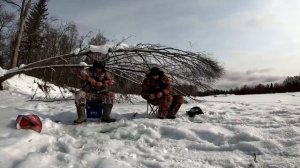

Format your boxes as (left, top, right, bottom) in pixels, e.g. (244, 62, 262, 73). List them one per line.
(199, 74, 300, 96)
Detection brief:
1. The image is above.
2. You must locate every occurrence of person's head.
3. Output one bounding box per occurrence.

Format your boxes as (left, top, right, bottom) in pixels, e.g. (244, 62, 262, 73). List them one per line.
(93, 61, 105, 74)
(149, 67, 163, 79)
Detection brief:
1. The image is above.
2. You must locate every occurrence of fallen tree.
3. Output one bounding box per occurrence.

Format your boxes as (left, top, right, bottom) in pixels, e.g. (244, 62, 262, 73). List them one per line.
(0, 43, 224, 96)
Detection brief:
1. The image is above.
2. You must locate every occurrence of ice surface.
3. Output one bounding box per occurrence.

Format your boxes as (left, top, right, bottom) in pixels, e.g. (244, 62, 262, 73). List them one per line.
(0, 73, 300, 167)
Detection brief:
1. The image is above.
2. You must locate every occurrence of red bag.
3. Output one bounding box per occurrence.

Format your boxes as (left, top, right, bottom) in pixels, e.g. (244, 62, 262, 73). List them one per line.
(16, 114, 42, 133)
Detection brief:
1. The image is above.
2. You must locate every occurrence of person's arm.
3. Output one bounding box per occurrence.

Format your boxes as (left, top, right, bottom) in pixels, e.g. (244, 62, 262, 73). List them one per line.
(77, 69, 102, 88)
(88, 72, 114, 89)
(141, 78, 151, 100)
(101, 72, 114, 88)
(161, 75, 172, 95)
(77, 69, 90, 81)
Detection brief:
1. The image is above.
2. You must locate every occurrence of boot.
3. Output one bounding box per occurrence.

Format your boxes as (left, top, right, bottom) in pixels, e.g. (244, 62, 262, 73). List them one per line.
(167, 115, 176, 119)
(74, 105, 86, 124)
(157, 115, 166, 119)
(102, 104, 116, 123)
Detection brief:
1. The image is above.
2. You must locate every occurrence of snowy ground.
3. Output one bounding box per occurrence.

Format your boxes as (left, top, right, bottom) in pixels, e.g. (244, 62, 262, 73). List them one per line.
(0, 74, 300, 168)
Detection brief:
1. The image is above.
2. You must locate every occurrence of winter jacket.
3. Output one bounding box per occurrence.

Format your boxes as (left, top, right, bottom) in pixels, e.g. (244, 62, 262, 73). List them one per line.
(141, 74, 172, 102)
(77, 67, 114, 104)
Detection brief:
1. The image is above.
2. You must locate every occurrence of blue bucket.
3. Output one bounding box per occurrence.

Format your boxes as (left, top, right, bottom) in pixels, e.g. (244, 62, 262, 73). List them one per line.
(86, 101, 102, 121)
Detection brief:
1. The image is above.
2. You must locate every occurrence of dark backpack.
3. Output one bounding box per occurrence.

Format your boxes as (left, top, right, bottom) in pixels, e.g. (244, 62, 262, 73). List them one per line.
(186, 106, 204, 117)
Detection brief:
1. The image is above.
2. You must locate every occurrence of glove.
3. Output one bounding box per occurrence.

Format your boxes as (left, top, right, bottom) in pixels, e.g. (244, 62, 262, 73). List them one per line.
(88, 78, 97, 86)
(88, 78, 103, 88)
(95, 82, 103, 88)
(156, 92, 163, 98)
(163, 89, 170, 95)
(148, 94, 155, 100)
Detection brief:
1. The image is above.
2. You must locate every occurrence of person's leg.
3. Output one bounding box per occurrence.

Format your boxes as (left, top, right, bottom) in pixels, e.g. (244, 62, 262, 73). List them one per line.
(158, 94, 173, 118)
(102, 104, 116, 122)
(167, 95, 184, 119)
(74, 90, 87, 124)
(101, 92, 116, 123)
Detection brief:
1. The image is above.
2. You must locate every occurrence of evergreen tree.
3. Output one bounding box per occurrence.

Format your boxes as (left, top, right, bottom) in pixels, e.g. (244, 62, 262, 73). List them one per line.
(19, 0, 48, 64)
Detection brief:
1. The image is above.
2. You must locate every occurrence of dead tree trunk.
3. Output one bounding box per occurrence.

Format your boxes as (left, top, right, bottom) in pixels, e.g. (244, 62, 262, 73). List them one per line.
(11, 0, 31, 68)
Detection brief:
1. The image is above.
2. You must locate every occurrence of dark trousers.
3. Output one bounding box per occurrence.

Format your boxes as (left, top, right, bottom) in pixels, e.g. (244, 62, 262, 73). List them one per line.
(148, 95, 184, 117)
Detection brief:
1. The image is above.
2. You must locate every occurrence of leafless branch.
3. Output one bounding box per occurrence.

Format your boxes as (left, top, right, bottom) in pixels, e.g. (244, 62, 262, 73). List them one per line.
(3, 0, 22, 9)
(1, 43, 224, 98)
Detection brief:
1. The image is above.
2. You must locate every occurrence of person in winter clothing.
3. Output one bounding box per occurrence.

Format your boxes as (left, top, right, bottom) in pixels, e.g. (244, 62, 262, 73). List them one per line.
(141, 67, 183, 119)
(74, 61, 115, 124)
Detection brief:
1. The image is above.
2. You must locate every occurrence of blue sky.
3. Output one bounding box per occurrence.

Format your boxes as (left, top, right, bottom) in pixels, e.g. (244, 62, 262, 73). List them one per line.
(48, 0, 300, 89)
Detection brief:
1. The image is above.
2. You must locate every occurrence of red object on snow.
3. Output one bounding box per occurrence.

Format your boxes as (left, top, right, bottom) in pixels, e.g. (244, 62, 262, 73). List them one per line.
(16, 114, 42, 133)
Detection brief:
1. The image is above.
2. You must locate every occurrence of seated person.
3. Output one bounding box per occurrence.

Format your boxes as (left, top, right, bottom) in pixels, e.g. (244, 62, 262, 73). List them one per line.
(141, 67, 183, 119)
(74, 61, 115, 124)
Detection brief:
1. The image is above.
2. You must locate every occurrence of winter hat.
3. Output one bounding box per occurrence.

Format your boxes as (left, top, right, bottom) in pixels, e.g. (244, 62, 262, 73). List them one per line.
(93, 61, 105, 70)
(149, 67, 163, 76)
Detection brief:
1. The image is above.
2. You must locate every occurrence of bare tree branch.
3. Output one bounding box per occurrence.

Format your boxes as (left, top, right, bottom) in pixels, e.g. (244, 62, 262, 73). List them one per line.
(3, 0, 22, 9)
(11, 0, 31, 68)
(1, 43, 224, 97)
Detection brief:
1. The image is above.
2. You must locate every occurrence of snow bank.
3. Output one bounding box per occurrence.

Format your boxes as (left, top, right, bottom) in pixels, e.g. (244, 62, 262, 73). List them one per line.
(1, 70, 150, 103)
(1, 72, 145, 102)
(2, 73, 73, 99)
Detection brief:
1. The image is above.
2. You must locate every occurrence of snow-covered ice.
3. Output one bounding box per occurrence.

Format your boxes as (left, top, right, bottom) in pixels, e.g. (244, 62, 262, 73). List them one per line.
(0, 74, 300, 168)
